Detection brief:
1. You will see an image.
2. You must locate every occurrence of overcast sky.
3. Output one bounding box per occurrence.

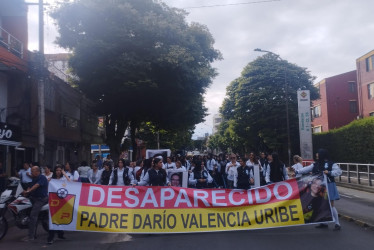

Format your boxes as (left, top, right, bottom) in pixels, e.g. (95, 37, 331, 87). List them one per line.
(27, 0, 374, 139)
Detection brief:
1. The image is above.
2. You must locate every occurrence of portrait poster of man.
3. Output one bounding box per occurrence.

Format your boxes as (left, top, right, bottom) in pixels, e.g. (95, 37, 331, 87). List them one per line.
(298, 174, 333, 224)
(146, 149, 171, 159)
(168, 170, 188, 188)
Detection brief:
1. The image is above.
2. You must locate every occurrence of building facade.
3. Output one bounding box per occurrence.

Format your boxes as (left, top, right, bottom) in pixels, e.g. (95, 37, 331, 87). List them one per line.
(357, 50, 374, 118)
(212, 113, 222, 134)
(311, 70, 358, 133)
(0, 0, 101, 176)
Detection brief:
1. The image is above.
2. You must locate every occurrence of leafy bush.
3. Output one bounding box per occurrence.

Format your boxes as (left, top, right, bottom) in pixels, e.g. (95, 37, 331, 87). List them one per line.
(313, 117, 374, 163)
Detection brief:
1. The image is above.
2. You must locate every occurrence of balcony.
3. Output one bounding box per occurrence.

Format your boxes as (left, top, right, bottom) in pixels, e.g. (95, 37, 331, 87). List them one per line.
(0, 26, 23, 58)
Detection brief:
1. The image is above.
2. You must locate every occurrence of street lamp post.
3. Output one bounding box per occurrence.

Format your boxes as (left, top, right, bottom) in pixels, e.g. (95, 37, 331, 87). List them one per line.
(254, 48, 292, 167)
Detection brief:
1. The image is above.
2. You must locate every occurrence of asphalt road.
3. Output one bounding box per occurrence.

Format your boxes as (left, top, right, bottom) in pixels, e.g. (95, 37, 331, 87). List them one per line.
(1, 186, 373, 249)
(1, 219, 373, 250)
(335, 186, 374, 226)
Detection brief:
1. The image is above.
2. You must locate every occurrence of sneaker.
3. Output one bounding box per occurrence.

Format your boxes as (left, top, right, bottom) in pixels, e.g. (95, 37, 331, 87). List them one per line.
(333, 224, 341, 231)
(315, 223, 328, 229)
(47, 240, 53, 245)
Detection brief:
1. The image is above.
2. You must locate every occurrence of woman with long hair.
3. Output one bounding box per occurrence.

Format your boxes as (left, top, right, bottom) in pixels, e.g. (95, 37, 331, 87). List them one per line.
(100, 162, 112, 185)
(295, 149, 342, 230)
(64, 161, 79, 181)
(189, 161, 213, 189)
(265, 152, 289, 184)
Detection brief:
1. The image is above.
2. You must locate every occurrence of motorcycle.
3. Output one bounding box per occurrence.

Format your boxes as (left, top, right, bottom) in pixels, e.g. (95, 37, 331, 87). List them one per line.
(0, 177, 49, 240)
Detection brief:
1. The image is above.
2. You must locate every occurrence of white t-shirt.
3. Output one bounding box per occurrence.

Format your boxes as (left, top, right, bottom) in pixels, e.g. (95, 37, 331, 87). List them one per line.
(226, 162, 240, 181)
(165, 162, 176, 170)
(19, 168, 32, 183)
(206, 159, 217, 171)
(291, 163, 304, 178)
(66, 171, 80, 181)
(78, 166, 91, 178)
(43, 172, 53, 181)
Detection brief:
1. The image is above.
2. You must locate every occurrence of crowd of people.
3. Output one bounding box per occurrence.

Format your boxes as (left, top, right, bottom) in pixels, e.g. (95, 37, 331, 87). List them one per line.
(18, 152, 293, 189)
(11, 148, 342, 244)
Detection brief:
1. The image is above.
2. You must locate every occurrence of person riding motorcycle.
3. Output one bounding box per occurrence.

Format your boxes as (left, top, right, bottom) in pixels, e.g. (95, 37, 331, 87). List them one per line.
(22, 166, 48, 241)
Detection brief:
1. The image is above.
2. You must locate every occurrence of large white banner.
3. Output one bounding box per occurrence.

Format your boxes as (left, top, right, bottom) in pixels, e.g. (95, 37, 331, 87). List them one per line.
(48, 174, 333, 233)
(297, 90, 313, 160)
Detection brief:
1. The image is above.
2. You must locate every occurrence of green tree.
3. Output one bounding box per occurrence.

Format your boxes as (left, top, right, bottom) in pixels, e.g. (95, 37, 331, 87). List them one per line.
(51, 0, 221, 159)
(219, 53, 318, 159)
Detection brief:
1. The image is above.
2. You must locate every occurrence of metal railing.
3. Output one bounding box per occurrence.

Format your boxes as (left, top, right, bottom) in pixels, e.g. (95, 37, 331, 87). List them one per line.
(301, 161, 373, 187)
(0, 26, 23, 58)
(337, 163, 373, 187)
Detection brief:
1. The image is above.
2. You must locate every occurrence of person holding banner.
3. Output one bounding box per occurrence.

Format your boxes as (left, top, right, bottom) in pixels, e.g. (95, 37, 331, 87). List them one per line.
(189, 161, 213, 189)
(234, 157, 254, 189)
(291, 155, 303, 178)
(109, 159, 136, 186)
(64, 162, 80, 182)
(138, 157, 170, 186)
(295, 148, 342, 231)
(52, 164, 71, 181)
(265, 152, 289, 184)
(47, 166, 68, 244)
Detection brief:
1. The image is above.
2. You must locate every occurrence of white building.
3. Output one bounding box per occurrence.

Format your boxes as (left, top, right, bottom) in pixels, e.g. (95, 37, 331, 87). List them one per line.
(212, 114, 222, 134)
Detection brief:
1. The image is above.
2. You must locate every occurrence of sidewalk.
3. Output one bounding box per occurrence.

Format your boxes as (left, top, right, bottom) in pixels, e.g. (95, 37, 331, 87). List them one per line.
(335, 184, 374, 229)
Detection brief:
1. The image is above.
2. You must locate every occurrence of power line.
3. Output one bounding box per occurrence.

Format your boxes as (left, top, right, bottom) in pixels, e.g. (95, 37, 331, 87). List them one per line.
(182, 0, 281, 9)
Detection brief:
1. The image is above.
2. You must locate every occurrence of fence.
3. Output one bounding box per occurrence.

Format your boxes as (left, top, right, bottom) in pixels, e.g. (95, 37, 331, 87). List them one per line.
(301, 161, 373, 187)
(0, 26, 23, 58)
(337, 163, 373, 187)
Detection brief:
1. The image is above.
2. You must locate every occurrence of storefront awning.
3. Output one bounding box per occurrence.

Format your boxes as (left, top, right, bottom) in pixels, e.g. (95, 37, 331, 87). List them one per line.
(0, 139, 21, 147)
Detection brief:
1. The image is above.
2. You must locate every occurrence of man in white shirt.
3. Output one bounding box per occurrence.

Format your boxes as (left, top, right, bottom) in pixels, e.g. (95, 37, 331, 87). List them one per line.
(18, 162, 33, 189)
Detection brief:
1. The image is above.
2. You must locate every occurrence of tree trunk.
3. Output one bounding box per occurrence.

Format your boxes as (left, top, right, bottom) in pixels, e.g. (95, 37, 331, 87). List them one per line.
(130, 120, 138, 161)
(105, 114, 128, 163)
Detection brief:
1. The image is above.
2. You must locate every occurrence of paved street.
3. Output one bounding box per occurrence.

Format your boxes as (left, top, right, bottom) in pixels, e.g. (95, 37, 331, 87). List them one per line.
(0, 219, 373, 250)
(335, 186, 374, 226)
(1, 185, 374, 250)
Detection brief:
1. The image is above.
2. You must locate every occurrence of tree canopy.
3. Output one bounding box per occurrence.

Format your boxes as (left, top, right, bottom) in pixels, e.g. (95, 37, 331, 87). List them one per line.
(217, 53, 318, 159)
(51, 0, 221, 158)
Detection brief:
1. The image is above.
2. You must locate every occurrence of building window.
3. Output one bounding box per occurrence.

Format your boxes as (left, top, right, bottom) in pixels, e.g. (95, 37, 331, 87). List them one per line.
(348, 82, 356, 93)
(366, 55, 374, 72)
(349, 100, 357, 113)
(312, 126, 322, 133)
(368, 83, 374, 99)
(311, 105, 321, 118)
(60, 115, 79, 130)
(370, 112, 374, 117)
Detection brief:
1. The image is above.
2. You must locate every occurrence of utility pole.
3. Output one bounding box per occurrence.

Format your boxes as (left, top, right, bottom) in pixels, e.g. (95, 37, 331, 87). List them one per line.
(37, 0, 45, 165)
(254, 48, 292, 167)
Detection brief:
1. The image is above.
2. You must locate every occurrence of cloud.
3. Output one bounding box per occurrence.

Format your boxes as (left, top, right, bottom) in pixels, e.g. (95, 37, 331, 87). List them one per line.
(28, 0, 374, 138)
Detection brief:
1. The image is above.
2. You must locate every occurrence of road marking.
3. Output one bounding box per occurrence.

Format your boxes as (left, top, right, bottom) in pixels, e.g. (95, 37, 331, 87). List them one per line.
(340, 194, 353, 199)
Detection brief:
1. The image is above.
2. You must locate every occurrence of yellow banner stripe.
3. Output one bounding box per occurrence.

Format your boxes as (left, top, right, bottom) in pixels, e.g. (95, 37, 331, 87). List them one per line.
(76, 199, 304, 233)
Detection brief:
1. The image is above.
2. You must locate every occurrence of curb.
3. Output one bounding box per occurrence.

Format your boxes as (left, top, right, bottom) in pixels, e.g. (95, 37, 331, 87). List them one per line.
(339, 213, 374, 230)
(336, 182, 374, 193)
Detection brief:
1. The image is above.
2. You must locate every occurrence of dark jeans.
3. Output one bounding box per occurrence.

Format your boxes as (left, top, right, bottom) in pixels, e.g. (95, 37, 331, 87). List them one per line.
(29, 196, 48, 239)
(48, 230, 64, 241)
